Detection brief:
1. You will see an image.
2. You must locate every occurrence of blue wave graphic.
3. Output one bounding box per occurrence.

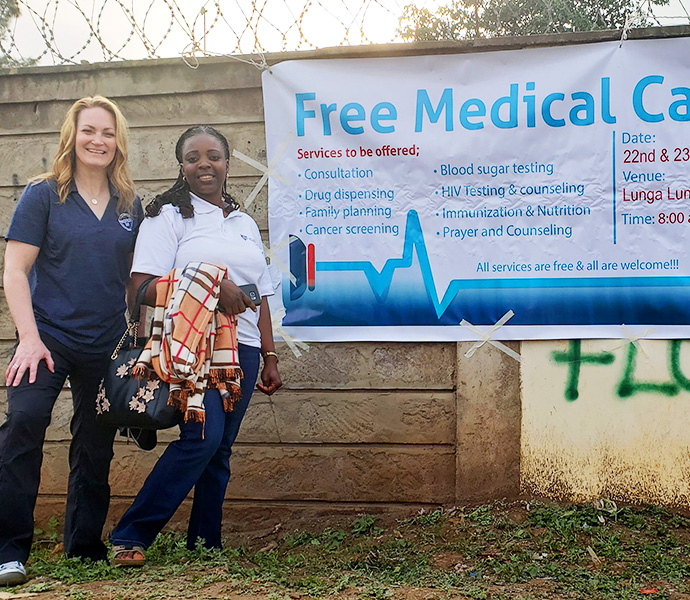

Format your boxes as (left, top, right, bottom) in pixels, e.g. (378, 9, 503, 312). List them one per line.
(311, 210, 689, 320)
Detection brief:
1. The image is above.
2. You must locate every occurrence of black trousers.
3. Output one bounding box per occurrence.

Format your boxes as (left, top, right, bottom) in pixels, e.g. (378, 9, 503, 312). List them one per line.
(0, 332, 116, 563)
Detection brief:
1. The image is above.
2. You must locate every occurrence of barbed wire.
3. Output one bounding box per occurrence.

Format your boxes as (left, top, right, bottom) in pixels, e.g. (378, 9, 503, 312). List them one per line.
(2, 0, 689, 67)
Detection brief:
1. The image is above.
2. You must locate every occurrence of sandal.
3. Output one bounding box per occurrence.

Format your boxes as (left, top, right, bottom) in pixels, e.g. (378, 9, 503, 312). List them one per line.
(112, 545, 146, 567)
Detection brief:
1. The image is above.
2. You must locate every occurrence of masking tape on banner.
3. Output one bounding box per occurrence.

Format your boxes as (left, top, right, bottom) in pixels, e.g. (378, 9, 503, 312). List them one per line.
(264, 238, 296, 286)
(271, 307, 310, 358)
(618, 323, 657, 357)
(232, 132, 292, 208)
(460, 310, 521, 362)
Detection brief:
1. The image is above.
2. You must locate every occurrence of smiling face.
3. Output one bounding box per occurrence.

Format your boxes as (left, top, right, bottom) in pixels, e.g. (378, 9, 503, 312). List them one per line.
(74, 106, 117, 172)
(180, 133, 229, 205)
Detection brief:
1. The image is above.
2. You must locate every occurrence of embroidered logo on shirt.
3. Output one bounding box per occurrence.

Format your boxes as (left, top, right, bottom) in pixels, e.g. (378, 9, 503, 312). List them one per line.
(240, 233, 263, 251)
(118, 213, 135, 232)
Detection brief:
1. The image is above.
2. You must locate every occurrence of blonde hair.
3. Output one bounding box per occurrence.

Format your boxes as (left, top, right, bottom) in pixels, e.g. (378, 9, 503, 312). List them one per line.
(34, 96, 136, 212)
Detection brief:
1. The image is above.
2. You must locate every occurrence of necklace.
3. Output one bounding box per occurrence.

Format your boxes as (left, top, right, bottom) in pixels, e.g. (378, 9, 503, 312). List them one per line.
(75, 177, 107, 207)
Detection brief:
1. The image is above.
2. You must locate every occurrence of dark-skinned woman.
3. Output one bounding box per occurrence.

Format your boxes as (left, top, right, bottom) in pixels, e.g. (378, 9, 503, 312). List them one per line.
(110, 126, 281, 566)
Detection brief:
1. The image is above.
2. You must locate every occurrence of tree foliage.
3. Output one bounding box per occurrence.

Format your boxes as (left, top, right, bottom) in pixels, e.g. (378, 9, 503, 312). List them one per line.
(1, 0, 34, 67)
(398, 0, 668, 41)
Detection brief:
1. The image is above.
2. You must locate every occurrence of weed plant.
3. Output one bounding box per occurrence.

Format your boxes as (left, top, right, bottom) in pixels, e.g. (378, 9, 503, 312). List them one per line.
(12, 501, 690, 599)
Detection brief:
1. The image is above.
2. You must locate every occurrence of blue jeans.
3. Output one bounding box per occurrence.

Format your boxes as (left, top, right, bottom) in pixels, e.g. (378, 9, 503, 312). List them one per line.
(0, 332, 116, 564)
(110, 344, 260, 550)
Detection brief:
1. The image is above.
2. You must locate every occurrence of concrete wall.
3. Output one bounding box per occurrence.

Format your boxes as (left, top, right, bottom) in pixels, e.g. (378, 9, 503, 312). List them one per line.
(1, 25, 689, 535)
(521, 339, 690, 505)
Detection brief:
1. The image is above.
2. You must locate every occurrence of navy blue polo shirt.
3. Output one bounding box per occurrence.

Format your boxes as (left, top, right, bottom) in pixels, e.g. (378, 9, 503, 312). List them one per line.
(6, 179, 143, 353)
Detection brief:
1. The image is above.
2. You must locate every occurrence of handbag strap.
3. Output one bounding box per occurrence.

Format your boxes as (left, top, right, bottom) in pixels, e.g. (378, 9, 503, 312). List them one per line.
(111, 276, 158, 360)
(130, 276, 158, 325)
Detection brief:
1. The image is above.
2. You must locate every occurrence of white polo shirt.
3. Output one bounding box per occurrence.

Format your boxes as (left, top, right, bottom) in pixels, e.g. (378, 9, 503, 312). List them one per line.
(131, 194, 273, 347)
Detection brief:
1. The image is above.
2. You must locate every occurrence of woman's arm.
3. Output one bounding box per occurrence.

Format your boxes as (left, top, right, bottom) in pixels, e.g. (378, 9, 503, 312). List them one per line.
(219, 279, 256, 316)
(256, 297, 282, 395)
(131, 271, 257, 317)
(3, 240, 54, 386)
(131, 271, 159, 307)
(125, 253, 137, 311)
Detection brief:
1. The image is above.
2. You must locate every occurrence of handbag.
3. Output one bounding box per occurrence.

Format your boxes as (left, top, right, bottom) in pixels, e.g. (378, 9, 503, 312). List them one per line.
(96, 277, 180, 431)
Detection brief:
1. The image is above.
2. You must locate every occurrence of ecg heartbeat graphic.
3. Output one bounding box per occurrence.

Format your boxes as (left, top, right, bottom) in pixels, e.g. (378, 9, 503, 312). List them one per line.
(290, 210, 466, 319)
(288, 209, 690, 321)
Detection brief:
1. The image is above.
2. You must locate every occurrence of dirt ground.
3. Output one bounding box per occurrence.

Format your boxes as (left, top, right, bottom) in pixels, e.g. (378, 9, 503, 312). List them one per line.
(4, 501, 690, 600)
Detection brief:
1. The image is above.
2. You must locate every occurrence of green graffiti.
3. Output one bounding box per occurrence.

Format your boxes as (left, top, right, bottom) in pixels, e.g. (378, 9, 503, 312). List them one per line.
(669, 340, 690, 392)
(551, 340, 615, 401)
(617, 343, 678, 398)
(552, 340, 690, 400)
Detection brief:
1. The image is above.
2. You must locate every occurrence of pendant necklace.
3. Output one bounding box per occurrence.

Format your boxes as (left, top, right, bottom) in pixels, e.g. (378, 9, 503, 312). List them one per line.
(75, 179, 105, 206)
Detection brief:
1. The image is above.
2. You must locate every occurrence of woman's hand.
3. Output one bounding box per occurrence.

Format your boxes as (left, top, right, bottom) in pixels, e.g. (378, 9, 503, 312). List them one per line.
(6, 336, 54, 386)
(256, 298, 281, 395)
(257, 357, 282, 395)
(3, 240, 52, 386)
(219, 279, 256, 315)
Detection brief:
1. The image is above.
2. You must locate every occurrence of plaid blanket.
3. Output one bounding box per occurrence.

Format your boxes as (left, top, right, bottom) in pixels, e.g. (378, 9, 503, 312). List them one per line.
(132, 261, 242, 424)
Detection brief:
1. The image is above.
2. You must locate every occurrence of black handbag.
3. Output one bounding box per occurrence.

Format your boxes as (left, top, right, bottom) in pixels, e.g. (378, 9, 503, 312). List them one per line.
(96, 278, 180, 431)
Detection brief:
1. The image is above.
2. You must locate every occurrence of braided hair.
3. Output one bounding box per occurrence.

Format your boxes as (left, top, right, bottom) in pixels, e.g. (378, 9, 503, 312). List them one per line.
(145, 125, 240, 218)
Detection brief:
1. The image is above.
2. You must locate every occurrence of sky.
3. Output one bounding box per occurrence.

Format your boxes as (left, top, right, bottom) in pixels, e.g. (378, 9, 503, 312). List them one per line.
(7, 0, 690, 66)
(9, 0, 410, 65)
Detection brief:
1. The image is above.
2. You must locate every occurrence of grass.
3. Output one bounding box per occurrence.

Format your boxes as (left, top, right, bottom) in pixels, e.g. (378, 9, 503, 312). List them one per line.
(12, 501, 690, 599)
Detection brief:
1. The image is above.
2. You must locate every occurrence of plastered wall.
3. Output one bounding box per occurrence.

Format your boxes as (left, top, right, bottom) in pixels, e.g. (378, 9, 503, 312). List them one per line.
(522, 339, 690, 505)
(1, 26, 688, 535)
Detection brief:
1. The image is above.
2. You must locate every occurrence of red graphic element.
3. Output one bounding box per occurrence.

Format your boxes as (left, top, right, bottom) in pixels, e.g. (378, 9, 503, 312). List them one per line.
(307, 243, 316, 290)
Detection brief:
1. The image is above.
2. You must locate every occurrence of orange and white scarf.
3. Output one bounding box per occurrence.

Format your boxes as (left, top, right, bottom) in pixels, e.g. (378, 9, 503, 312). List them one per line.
(132, 261, 242, 424)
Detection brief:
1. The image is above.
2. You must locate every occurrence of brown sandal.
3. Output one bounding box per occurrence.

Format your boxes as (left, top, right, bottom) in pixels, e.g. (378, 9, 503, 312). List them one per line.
(112, 545, 146, 567)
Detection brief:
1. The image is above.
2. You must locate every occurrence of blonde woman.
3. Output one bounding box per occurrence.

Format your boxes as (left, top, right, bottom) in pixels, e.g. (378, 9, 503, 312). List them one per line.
(0, 96, 142, 584)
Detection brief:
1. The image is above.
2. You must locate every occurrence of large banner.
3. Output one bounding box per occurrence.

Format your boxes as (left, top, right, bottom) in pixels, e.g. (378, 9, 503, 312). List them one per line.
(262, 37, 690, 341)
